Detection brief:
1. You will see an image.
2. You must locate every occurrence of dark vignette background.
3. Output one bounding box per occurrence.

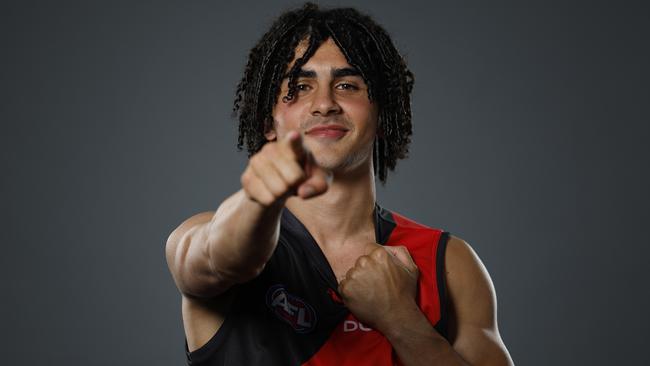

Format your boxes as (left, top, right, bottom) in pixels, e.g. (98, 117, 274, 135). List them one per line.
(1, 0, 648, 365)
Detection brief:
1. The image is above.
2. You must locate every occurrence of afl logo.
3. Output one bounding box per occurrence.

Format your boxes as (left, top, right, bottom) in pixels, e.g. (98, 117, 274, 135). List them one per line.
(266, 284, 317, 333)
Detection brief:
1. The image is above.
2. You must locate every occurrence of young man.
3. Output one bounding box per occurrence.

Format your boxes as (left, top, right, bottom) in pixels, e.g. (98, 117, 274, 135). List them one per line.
(166, 3, 514, 365)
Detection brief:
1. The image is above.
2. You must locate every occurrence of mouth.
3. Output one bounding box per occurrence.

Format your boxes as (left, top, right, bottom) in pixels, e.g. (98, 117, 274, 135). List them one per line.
(305, 125, 349, 139)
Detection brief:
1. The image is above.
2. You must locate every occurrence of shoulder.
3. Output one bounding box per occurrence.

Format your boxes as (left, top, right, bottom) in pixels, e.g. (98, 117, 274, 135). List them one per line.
(444, 234, 491, 282)
(444, 234, 496, 319)
(442, 235, 514, 364)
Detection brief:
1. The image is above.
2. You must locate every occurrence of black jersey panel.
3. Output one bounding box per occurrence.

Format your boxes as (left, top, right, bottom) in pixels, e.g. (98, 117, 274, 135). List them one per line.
(433, 231, 450, 339)
(375, 203, 396, 245)
(185, 210, 349, 366)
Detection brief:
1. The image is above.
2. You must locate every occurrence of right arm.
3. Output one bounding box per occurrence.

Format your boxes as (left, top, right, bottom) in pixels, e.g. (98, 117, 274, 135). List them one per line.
(165, 131, 329, 298)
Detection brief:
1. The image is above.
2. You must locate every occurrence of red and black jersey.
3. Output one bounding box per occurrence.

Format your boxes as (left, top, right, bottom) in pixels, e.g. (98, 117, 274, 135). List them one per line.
(184, 203, 450, 365)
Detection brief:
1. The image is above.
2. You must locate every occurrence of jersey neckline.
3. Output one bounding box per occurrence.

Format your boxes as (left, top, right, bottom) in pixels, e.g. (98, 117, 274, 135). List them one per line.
(280, 202, 396, 291)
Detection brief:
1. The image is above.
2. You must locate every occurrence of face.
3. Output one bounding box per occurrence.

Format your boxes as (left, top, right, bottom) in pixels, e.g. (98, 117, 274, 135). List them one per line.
(268, 37, 379, 173)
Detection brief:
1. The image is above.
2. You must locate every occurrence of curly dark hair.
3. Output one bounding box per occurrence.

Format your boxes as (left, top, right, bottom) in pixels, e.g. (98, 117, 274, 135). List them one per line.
(233, 2, 414, 184)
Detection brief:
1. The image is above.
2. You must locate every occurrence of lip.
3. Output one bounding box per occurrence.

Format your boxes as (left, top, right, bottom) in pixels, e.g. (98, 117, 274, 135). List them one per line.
(306, 124, 349, 138)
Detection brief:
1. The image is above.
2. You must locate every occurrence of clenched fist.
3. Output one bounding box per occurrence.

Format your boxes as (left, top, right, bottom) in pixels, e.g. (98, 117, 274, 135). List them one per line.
(338, 244, 420, 334)
(241, 130, 331, 207)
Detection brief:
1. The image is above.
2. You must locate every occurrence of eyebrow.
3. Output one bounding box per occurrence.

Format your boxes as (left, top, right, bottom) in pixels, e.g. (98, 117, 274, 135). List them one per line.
(283, 67, 361, 79)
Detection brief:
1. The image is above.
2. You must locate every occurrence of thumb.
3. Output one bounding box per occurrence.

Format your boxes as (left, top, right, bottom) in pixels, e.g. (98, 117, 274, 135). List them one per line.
(385, 245, 419, 275)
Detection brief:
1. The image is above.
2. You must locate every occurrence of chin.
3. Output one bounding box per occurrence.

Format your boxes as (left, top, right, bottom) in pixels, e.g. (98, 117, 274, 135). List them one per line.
(313, 149, 371, 173)
(312, 154, 343, 171)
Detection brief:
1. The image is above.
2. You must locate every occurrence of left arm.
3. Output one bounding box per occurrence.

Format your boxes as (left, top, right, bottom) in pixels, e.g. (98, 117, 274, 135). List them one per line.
(338, 236, 514, 366)
(382, 297, 470, 365)
(441, 235, 514, 366)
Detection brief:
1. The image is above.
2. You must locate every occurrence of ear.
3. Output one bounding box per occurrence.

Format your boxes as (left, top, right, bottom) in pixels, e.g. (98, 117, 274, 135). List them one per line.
(264, 129, 277, 141)
(374, 109, 384, 138)
(264, 117, 277, 141)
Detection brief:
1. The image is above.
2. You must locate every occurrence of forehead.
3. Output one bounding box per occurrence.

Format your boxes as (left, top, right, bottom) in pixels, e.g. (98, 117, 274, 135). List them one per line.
(287, 37, 352, 71)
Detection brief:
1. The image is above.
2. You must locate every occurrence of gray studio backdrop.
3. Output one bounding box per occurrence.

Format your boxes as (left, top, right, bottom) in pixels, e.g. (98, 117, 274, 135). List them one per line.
(1, 0, 648, 365)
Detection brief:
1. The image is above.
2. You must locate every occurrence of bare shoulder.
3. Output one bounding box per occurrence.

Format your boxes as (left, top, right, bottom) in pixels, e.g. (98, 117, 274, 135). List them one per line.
(444, 234, 497, 330)
(444, 235, 495, 300)
(443, 234, 515, 365)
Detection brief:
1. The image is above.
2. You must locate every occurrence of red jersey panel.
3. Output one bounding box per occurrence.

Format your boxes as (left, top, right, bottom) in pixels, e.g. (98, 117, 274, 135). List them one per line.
(302, 211, 449, 366)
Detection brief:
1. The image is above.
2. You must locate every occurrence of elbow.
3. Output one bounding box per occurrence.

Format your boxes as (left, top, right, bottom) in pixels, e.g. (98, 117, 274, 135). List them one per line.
(165, 228, 230, 298)
(229, 262, 267, 285)
(165, 229, 267, 298)
(176, 264, 265, 299)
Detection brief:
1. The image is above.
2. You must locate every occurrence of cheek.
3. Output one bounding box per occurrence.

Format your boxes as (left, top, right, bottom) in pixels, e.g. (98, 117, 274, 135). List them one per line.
(272, 103, 304, 131)
(342, 100, 378, 131)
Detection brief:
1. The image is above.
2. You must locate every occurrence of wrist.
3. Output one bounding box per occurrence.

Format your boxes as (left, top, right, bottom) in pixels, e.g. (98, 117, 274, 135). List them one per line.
(379, 300, 423, 340)
(240, 188, 286, 212)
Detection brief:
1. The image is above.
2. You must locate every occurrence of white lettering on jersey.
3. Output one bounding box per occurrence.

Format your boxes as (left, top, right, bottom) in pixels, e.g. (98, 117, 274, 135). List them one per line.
(343, 320, 373, 332)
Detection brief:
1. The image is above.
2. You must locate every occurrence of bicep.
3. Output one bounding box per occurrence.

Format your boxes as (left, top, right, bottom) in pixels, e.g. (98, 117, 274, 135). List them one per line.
(445, 235, 514, 366)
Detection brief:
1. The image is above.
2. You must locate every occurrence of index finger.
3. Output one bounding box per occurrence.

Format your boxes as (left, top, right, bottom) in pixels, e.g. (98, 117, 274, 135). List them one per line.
(281, 130, 306, 164)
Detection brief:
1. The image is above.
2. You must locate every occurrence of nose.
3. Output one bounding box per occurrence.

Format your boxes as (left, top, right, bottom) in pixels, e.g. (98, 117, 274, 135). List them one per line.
(310, 86, 342, 116)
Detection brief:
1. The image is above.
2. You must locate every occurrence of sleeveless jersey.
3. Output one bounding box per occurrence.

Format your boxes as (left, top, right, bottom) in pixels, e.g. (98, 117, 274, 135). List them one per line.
(184, 203, 450, 365)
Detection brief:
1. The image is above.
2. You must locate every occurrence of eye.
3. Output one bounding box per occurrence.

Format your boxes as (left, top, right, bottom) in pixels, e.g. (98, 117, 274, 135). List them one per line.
(336, 83, 359, 90)
(296, 83, 311, 91)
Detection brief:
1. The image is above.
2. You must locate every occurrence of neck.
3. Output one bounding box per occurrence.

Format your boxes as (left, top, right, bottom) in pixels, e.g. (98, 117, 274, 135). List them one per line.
(285, 159, 377, 249)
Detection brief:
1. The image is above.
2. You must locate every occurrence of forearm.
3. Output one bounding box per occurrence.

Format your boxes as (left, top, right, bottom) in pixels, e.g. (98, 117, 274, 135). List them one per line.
(384, 303, 469, 366)
(205, 189, 284, 281)
(170, 189, 284, 298)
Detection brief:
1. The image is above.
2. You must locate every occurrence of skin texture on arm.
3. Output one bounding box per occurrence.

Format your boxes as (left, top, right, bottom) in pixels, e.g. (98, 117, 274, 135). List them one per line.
(443, 235, 514, 366)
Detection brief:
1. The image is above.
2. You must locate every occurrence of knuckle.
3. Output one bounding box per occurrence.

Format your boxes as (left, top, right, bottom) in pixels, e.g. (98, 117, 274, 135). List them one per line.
(345, 265, 361, 281)
(258, 192, 275, 206)
(263, 187, 280, 200)
(268, 181, 288, 197)
(264, 143, 278, 157)
(249, 154, 262, 168)
(347, 268, 359, 280)
(371, 248, 387, 260)
(261, 142, 274, 152)
(356, 256, 370, 268)
(287, 165, 306, 184)
(278, 151, 298, 169)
